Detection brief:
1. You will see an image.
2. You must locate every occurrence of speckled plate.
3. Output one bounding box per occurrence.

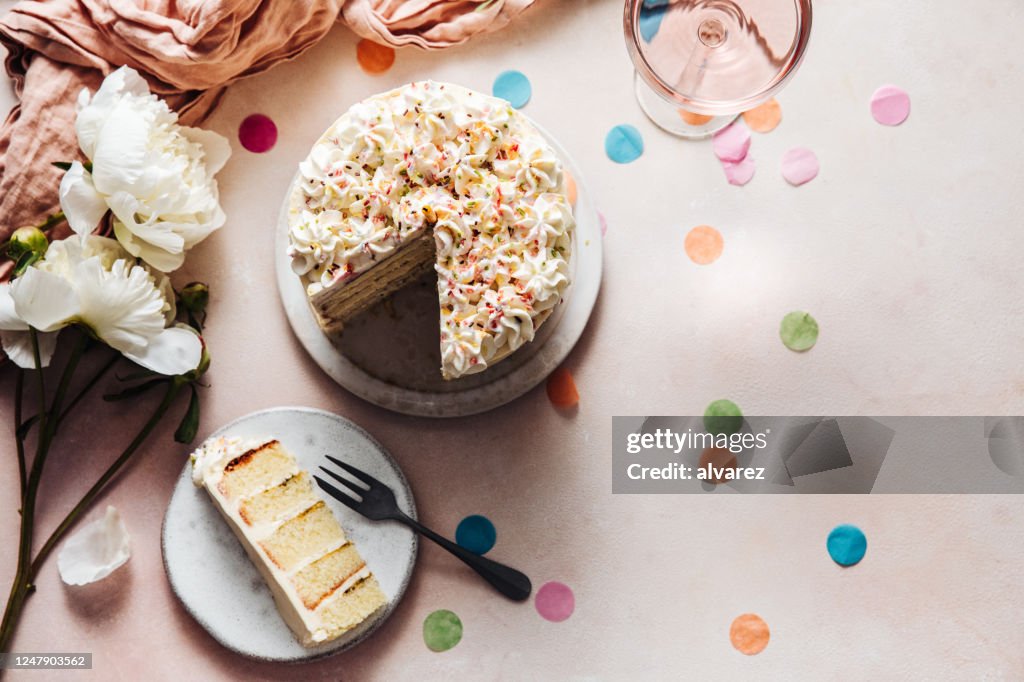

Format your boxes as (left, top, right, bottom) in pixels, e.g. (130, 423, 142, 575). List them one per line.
(161, 407, 417, 663)
(275, 122, 602, 417)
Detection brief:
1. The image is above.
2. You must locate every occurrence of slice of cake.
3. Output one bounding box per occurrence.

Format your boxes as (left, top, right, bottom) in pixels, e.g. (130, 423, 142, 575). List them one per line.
(191, 436, 387, 646)
(286, 80, 575, 380)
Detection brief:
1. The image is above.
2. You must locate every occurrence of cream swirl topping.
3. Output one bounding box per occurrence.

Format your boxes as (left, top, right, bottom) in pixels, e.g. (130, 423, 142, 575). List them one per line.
(288, 81, 574, 378)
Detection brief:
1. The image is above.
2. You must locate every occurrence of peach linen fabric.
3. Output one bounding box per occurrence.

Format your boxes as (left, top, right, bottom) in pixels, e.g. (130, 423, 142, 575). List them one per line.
(0, 0, 537, 242)
(343, 0, 536, 48)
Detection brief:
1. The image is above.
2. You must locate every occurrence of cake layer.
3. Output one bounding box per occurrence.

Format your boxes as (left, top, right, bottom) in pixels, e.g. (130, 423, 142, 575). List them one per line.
(260, 501, 346, 572)
(311, 230, 435, 334)
(239, 471, 318, 527)
(217, 440, 295, 500)
(294, 542, 365, 609)
(317, 575, 387, 635)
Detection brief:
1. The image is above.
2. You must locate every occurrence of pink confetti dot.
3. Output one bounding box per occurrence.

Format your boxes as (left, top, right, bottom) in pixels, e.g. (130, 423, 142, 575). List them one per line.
(238, 113, 278, 153)
(712, 123, 751, 162)
(598, 211, 608, 237)
(722, 155, 756, 186)
(870, 85, 911, 126)
(780, 147, 819, 186)
(535, 581, 575, 622)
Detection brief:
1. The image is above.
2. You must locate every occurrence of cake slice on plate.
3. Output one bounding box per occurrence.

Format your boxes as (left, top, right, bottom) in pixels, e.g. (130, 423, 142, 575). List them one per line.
(191, 437, 387, 646)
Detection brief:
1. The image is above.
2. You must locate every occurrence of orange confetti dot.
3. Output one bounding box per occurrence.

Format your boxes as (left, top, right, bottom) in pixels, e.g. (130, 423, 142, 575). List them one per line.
(730, 613, 770, 655)
(698, 447, 737, 483)
(677, 109, 714, 126)
(546, 367, 579, 407)
(684, 225, 723, 265)
(564, 170, 578, 207)
(741, 98, 782, 133)
(356, 39, 395, 75)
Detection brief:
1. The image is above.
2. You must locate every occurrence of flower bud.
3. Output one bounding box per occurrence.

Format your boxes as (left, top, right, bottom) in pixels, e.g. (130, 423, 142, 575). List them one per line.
(179, 281, 209, 316)
(7, 226, 48, 260)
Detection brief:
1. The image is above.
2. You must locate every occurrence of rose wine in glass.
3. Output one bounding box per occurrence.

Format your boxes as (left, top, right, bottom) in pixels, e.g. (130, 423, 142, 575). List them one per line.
(624, 0, 812, 138)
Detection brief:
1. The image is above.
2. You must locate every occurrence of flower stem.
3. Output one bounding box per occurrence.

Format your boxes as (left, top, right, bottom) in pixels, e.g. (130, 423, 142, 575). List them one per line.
(14, 371, 25, 501)
(0, 332, 49, 654)
(35, 211, 66, 234)
(31, 381, 183, 577)
(0, 332, 87, 654)
(57, 351, 119, 424)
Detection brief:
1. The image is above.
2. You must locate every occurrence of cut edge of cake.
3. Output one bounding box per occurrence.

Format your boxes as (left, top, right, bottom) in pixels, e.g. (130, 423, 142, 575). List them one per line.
(192, 437, 388, 647)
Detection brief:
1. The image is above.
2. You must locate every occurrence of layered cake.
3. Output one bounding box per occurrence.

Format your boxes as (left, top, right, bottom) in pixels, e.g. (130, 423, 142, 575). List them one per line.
(287, 81, 575, 379)
(191, 437, 387, 646)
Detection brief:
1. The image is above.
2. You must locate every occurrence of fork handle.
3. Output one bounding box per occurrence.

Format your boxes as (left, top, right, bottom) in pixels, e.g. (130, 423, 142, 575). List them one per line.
(394, 512, 532, 601)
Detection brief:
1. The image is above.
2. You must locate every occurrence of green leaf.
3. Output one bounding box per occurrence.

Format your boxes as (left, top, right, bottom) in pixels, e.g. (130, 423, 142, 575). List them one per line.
(174, 385, 201, 444)
(103, 377, 167, 401)
(51, 162, 73, 171)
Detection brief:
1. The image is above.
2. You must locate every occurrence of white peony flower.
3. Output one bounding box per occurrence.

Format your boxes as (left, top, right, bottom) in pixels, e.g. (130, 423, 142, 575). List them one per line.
(0, 236, 201, 375)
(58, 66, 231, 272)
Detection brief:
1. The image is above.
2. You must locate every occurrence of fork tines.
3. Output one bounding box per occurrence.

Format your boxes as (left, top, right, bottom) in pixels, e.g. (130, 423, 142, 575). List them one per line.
(324, 455, 380, 487)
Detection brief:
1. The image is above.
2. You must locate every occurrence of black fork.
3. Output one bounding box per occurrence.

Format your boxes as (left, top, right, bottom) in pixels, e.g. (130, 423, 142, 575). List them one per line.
(314, 455, 532, 602)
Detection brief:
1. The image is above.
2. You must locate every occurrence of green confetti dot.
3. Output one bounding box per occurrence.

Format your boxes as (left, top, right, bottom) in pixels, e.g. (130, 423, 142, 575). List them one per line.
(704, 399, 743, 436)
(423, 609, 463, 652)
(779, 311, 819, 352)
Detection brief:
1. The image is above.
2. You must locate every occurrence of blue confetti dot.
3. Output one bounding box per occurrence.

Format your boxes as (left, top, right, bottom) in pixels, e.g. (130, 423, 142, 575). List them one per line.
(456, 514, 496, 555)
(638, 3, 669, 43)
(605, 124, 644, 164)
(493, 71, 531, 109)
(827, 524, 867, 566)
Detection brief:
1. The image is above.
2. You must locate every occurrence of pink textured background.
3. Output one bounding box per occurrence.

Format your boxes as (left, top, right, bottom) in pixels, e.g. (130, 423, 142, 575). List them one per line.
(4, 1, 1024, 678)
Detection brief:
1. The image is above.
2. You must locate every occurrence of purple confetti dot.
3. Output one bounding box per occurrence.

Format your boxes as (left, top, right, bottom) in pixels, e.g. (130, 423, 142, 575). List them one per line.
(239, 114, 277, 153)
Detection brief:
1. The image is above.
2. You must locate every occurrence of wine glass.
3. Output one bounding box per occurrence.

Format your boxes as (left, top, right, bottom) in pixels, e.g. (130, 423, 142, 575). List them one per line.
(624, 0, 813, 138)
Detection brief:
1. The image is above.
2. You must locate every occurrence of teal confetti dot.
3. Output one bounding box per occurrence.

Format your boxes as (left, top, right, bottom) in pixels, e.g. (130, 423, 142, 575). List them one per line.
(423, 609, 463, 652)
(493, 70, 531, 108)
(827, 524, 867, 566)
(605, 124, 644, 164)
(456, 514, 496, 555)
(704, 399, 743, 436)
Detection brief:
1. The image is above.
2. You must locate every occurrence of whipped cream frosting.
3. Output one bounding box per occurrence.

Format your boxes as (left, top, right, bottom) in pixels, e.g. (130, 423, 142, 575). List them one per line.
(191, 436, 371, 645)
(287, 81, 574, 378)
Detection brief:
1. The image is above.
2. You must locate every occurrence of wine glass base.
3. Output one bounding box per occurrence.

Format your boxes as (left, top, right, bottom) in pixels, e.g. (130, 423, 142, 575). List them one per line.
(633, 73, 738, 139)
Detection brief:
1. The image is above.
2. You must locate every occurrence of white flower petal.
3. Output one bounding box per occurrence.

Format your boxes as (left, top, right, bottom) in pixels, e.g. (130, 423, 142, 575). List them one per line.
(73, 257, 166, 352)
(76, 66, 153, 159)
(90, 101, 150, 195)
(181, 126, 232, 176)
(0, 283, 28, 331)
(10, 267, 78, 332)
(57, 506, 131, 586)
(122, 326, 201, 376)
(59, 162, 108, 236)
(113, 222, 186, 273)
(1, 329, 58, 368)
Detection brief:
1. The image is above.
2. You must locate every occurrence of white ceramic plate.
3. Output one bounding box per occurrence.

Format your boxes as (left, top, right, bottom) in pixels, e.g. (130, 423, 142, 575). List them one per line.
(161, 407, 417, 663)
(275, 123, 603, 417)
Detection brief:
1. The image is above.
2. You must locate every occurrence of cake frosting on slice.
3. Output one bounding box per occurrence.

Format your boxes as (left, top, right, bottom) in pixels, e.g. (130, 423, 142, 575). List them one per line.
(287, 80, 574, 379)
(191, 437, 387, 646)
